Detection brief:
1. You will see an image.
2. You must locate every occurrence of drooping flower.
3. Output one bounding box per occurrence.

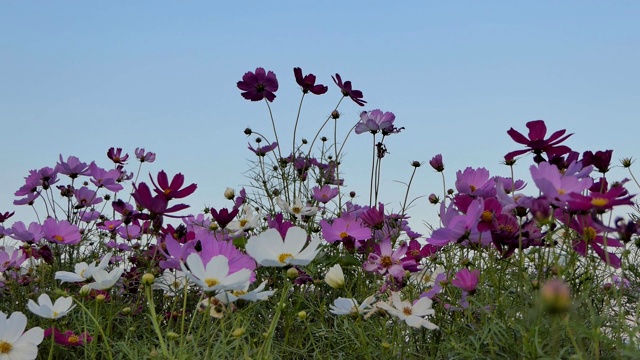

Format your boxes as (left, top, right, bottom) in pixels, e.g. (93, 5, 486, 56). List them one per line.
(134, 148, 156, 163)
(180, 253, 252, 292)
(0, 311, 44, 360)
(248, 141, 278, 157)
(293, 67, 327, 95)
(245, 227, 321, 267)
(332, 73, 366, 106)
(375, 292, 438, 330)
(429, 154, 444, 172)
(504, 120, 573, 163)
(237, 67, 279, 102)
(27, 294, 75, 320)
(329, 296, 376, 316)
(582, 149, 613, 173)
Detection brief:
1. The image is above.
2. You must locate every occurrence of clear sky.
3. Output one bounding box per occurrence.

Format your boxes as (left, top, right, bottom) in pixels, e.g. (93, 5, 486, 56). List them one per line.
(1, 2, 639, 232)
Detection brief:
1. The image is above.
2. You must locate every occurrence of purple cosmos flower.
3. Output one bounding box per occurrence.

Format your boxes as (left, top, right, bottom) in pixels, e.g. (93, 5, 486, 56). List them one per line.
(150, 171, 197, 200)
(293, 67, 328, 95)
(505, 120, 573, 163)
(429, 154, 444, 172)
(320, 216, 371, 244)
(427, 199, 490, 247)
(0, 212, 14, 225)
(42, 218, 82, 245)
(451, 268, 480, 293)
(237, 67, 278, 102)
(56, 156, 90, 179)
(210, 207, 239, 229)
(312, 185, 339, 204)
(360, 203, 386, 229)
(74, 187, 103, 208)
(355, 110, 398, 135)
(248, 142, 278, 157)
(107, 147, 129, 164)
(131, 182, 190, 219)
(530, 162, 593, 207)
(89, 163, 123, 192)
(9, 221, 44, 243)
(134, 148, 156, 163)
(332, 73, 366, 106)
(266, 213, 294, 239)
(567, 180, 634, 213)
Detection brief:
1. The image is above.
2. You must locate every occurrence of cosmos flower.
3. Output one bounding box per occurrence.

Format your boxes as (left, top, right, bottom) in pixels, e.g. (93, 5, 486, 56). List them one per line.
(237, 67, 279, 102)
(55, 254, 113, 283)
(27, 294, 75, 320)
(0, 311, 44, 360)
(375, 292, 438, 330)
(44, 328, 92, 347)
(332, 73, 366, 106)
(245, 227, 321, 267)
(180, 253, 252, 292)
(293, 67, 327, 95)
(329, 296, 376, 316)
(504, 120, 573, 163)
(324, 264, 345, 289)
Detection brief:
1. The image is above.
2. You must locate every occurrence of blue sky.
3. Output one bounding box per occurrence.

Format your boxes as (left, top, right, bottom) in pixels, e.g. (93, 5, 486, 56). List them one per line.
(1, 2, 639, 232)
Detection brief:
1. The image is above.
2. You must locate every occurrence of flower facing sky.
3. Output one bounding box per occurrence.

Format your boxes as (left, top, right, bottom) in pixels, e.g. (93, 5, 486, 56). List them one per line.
(237, 67, 279, 102)
(0, 311, 44, 360)
(376, 292, 438, 330)
(504, 120, 573, 163)
(245, 227, 321, 267)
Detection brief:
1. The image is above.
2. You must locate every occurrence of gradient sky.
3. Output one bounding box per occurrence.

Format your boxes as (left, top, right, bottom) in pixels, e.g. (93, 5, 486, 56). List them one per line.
(1, 2, 639, 232)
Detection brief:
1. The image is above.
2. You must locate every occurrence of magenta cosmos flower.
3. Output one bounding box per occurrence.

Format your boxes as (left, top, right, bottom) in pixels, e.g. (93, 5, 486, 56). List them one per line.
(237, 67, 278, 102)
(42, 218, 82, 245)
(363, 238, 414, 280)
(332, 73, 366, 106)
(558, 212, 624, 268)
(107, 147, 129, 164)
(150, 170, 197, 200)
(312, 185, 339, 204)
(320, 216, 371, 243)
(505, 120, 573, 163)
(293, 67, 327, 95)
(45, 327, 93, 347)
(451, 268, 480, 293)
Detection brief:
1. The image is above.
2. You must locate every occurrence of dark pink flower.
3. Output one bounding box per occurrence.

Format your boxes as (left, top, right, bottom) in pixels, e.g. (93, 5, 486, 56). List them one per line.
(332, 73, 366, 106)
(45, 328, 93, 347)
(131, 182, 190, 219)
(363, 238, 413, 280)
(429, 154, 444, 172)
(582, 150, 613, 173)
(451, 268, 480, 293)
(293, 67, 327, 95)
(505, 120, 573, 163)
(150, 171, 197, 200)
(237, 67, 278, 102)
(320, 216, 371, 243)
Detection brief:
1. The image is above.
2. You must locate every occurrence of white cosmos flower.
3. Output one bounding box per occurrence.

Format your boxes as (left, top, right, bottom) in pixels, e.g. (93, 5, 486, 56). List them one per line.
(27, 294, 75, 320)
(375, 292, 438, 330)
(181, 253, 252, 292)
(227, 205, 260, 236)
(276, 197, 317, 220)
(0, 311, 44, 360)
(215, 280, 275, 304)
(329, 296, 376, 316)
(55, 253, 112, 283)
(152, 269, 189, 296)
(245, 227, 321, 267)
(86, 267, 124, 290)
(324, 264, 345, 289)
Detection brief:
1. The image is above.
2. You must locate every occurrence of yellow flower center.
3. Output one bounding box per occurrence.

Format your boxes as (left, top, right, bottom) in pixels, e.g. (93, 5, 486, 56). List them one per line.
(402, 306, 412, 316)
(239, 219, 248, 227)
(278, 253, 293, 264)
(54, 235, 65, 242)
(0, 341, 12, 354)
(481, 210, 493, 222)
(204, 278, 220, 288)
(53, 311, 59, 318)
(591, 197, 609, 207)
(339, 231, 349, 239)
(172, 280, 182, 289)
(557, 189, 566, 195)
(67, 335, 80, 344)
(232, 290, 248, 296)
(291, 206, 302, 214)
(380, 255, 393, 268)
(583, 226, 597, 242)
(163, 188, 171, 195)
(469, 185, 477, 192)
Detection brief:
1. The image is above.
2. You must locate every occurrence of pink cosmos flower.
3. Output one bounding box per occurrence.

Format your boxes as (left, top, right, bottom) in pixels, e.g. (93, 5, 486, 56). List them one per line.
(428, 199, 490, 247)
(451, 268, 480, 293)
(363, 238, 414, 280)
(455, 167, 495, 198)
(9, 221, 44, 243)
(505, 120, 573, 163)
(107, 147, 129, 164)
(320, 216, 371, 244)
(42, 218, 82, 245)
(429, 154, 444, 172)
(56, 155, 90, 179)
(248, 141, 278, 157)
(558, 212, 624, 268)
(74, 187, 102, 208)
(293, 67, 327, 95)
(237, 67, 278, 102)
(312, 185, 339, 204)
(88, 163, 123, 192)
(355, 110, 397, 135)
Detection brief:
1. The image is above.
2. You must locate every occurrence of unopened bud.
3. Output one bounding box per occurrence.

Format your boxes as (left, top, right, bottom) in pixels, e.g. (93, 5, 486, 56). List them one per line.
(224, 187, 235, 200)
(287, 267, 299, 279)
(232, 327, 245, 338)
(142, 273, 155, 285)
(297, 311, 307, 320)
(331, 110, 340, 119)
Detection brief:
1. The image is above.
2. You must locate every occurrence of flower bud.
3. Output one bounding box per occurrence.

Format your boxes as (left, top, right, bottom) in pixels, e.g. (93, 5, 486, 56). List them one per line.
(331, 110, 340, 119)
(224, 187, 235, 200)
(540, 278, 571, 314)
(297, 311, 307, 320)
(428, 193, 440, 204)
(232, 328, 245, 338)
(286, 267, 299, 279)
(324, 264, 345, 289)
(95, 294, 106, 302)
(79, 285, 90, 296)
(167, 331, 179, 340)
(142, 273, 155, 285)
(244, 127, 252, 135)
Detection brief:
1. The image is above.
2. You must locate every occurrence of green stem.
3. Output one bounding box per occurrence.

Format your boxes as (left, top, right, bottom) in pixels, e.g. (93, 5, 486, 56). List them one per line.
(145, 284, 170, 358)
